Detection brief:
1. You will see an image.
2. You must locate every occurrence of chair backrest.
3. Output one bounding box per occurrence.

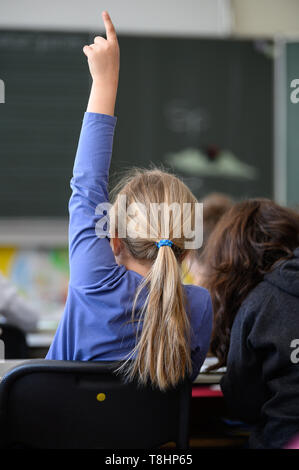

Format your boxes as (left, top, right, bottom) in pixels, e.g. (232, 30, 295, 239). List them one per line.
(0, 360, 191, 449)
(0, 324, 28, 359)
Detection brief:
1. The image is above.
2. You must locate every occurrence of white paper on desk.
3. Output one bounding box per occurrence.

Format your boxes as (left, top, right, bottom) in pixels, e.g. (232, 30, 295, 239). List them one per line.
(200, 357, 226, 373)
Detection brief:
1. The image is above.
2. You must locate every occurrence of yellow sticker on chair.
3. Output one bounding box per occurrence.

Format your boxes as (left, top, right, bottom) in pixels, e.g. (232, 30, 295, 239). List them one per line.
(96, 393, 106, 402)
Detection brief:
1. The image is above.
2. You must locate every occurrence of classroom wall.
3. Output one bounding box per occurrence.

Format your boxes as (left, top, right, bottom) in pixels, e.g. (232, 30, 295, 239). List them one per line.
(1, 0, 297, 317)
(0, 0, 232, 36)
(2, 0, 299, 38)
(231, 0, 299, 37)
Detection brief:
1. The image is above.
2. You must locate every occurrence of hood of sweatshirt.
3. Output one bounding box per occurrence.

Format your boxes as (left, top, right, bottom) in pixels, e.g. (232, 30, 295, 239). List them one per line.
(264, 247, 299, 298)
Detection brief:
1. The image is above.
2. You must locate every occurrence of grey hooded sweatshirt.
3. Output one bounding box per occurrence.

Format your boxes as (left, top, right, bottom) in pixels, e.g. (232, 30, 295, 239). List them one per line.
(221, 247, 299, 449)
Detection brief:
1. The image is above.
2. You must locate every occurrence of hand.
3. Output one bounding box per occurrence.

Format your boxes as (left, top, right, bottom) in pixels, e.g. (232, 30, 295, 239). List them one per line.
(83, 11, 120, 116)
(83, 11, 120, 87)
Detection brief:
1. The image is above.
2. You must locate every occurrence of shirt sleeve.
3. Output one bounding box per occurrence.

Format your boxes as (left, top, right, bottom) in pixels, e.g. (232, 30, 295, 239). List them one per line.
(68, 112, 121, 290)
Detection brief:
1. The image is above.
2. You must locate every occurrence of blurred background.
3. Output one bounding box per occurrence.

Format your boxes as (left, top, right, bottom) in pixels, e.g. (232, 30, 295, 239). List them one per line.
(0, 0, 298, 343)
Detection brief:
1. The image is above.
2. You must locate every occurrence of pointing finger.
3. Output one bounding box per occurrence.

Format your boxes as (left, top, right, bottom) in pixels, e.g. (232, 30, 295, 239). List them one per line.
(102, 11, 117, 42)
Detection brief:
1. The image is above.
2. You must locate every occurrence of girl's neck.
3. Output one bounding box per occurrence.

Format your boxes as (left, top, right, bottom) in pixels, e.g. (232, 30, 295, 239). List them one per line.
(124, 258, 152, 278)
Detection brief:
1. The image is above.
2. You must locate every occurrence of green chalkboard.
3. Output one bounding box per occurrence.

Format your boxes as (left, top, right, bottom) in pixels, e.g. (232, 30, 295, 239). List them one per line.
(286, 41, 299, 206)
(114, 37, 273, 204)
(0, 31, 273, 217)
(0, 30, 90, 217)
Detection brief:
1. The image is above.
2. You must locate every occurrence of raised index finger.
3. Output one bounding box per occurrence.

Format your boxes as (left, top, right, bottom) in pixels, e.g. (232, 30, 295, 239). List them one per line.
(102, 11, 117, 41)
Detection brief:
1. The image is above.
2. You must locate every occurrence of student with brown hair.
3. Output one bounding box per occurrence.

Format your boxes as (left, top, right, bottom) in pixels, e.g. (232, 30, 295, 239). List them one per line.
(202, 198, 299, 448)
(183, 192, 234, 285)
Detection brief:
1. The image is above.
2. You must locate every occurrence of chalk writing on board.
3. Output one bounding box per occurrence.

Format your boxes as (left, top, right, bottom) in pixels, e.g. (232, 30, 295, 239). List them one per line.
(164, 99, 210, 136)
(0, 33, 84, 51)
(165, 148, 258, 181)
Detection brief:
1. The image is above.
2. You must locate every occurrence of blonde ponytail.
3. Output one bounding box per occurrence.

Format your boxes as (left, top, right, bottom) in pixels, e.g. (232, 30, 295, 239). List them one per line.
(111, 168, 198, 390)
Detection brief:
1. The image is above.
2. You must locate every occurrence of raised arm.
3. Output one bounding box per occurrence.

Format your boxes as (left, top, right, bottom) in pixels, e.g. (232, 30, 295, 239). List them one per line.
(83, 11, 120, 115)
(68, 12, 121, 289)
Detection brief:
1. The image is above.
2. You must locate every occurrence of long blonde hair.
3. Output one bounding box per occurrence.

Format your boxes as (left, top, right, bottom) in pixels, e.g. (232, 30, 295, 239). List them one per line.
(110, 168, 198, 390)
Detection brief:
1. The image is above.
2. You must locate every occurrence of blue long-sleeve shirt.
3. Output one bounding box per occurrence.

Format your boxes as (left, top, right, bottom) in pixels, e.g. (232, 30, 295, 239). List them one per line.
(46, 112, 213, 380)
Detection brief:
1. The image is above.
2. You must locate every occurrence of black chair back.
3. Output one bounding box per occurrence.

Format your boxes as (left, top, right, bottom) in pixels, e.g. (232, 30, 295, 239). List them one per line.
(0, 360, 191, 449)
(0, 324, 28, 359)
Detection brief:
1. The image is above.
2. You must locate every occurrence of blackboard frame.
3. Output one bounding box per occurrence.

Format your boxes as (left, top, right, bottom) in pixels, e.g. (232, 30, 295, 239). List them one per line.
(273, 36, 299, 208)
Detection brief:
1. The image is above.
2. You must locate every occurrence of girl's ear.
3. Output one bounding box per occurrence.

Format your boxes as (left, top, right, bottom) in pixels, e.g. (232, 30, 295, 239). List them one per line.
(110, 236, 123, 257)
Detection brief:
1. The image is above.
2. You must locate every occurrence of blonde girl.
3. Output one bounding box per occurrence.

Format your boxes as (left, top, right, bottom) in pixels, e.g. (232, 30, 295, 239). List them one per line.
(46, 12, 212, 390)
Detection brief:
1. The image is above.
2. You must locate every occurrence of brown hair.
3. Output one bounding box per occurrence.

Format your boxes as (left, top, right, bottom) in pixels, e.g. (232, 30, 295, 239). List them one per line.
(110, 168, 199, 390)
(201, 198, 299, 370)
(201, 192, 234, 248)
(183, 193, 234, 286)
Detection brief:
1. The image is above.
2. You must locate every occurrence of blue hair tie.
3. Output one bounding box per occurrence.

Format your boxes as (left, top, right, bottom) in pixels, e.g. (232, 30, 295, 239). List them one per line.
(155, 239, 174, 249)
